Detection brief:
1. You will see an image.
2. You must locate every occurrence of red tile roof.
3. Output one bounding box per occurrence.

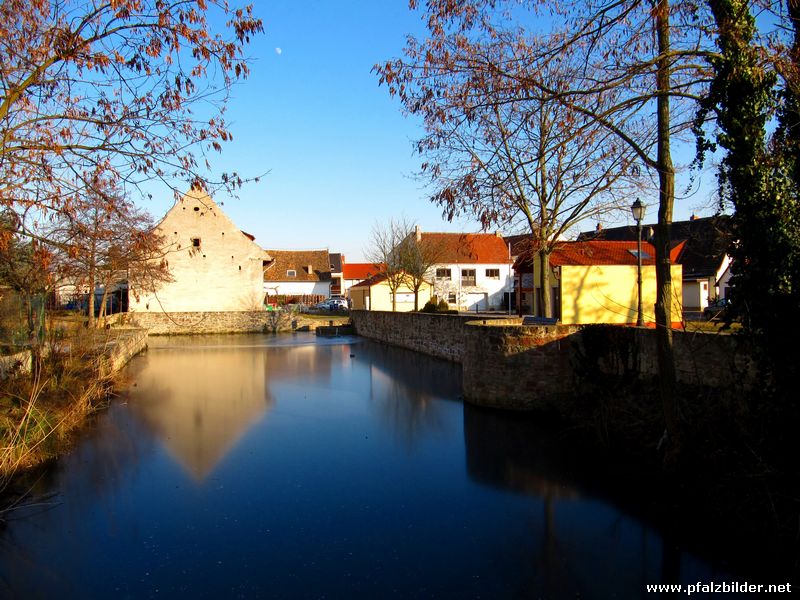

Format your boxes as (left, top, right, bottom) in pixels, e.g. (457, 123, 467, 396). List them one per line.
(419, 232, 512, 264)
(350, 273, 388, 288)
(515, 240, 686, 269)
(344, 262, 384, 280)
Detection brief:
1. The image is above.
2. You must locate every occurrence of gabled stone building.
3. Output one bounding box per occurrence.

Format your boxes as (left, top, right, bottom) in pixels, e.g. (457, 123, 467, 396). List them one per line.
(128, 187, 272, 313)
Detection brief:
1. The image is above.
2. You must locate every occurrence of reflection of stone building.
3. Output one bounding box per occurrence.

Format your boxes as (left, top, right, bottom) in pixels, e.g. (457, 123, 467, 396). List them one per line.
(126, 336, 337, 480)
(127, 340, 274, 480)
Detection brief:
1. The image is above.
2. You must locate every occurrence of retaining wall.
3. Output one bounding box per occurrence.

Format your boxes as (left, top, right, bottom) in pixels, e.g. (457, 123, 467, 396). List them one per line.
(462, 320, 581, 410)
(351, 310, 757, 411)
(99, 329, 150, 375)
(123, 311, 347, 335)
(350, 310, 509, 362)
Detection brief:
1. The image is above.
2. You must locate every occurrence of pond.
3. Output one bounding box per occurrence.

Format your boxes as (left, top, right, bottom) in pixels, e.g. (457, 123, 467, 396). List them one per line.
(0, 333, 740, 598)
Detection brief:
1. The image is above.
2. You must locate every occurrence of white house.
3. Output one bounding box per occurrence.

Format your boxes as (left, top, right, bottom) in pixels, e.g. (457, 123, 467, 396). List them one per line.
(262, 249, 332, 303)
(411, 227, 514, 311)
(128, 187, 272, 313)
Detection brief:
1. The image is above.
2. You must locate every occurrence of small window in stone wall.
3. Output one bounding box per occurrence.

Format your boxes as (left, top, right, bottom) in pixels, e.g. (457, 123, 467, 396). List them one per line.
(192, 238, 201, 248)
(287, 269, 296, 277)
(448, 293, 457, 304)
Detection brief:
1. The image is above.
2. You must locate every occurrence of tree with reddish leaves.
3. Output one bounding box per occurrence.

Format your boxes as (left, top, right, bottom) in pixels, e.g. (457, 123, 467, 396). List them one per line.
(378, 0, 714, 460)
(0, 0, 263, 224)
(377, 38, 640, 318)
(48, 181, 172, 328)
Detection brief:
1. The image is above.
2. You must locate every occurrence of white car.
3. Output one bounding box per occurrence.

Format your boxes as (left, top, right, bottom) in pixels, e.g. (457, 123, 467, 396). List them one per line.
(326, 298, 349, 311)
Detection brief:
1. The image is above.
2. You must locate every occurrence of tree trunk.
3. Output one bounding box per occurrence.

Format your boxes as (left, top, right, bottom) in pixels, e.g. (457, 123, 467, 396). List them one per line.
(87, 273, 96, 328)
(655, 0, 681, 461)
(539, 251, 552, 318)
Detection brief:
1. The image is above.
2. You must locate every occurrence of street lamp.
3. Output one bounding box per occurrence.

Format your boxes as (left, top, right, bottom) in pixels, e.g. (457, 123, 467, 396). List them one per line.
(631, 198, 645, 327)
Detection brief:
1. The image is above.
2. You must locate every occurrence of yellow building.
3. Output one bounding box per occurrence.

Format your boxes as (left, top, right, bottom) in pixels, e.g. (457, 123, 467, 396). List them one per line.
(514, 240, 683, 326)
(350, 273, 434, 312)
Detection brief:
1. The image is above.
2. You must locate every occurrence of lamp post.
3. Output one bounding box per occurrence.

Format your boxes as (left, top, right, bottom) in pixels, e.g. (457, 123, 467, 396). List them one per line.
(631, 198, 645, 327)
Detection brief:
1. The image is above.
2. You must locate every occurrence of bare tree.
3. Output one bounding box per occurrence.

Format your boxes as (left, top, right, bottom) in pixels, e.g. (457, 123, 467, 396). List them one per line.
(377, 17, 641, 319)
(396, 228, 446, 311)
(50, 182, 172, 327)
(379, 0, 715, 457)
(365, 218, 414, 312)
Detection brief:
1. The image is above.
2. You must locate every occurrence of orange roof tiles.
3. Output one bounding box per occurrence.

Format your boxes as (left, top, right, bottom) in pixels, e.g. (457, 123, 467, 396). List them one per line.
(344, 263, 384, 280)
(515, 240, 686, 269)
(419, 232, 512, 264)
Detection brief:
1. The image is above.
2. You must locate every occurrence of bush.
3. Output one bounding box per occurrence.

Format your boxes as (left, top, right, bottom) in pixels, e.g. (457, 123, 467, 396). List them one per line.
(437, 299, 449, 312)
(421, 299, 439, 313)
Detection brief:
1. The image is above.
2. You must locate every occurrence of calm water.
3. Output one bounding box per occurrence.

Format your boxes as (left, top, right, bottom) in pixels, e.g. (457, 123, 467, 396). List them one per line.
(0, 334, 737, 598)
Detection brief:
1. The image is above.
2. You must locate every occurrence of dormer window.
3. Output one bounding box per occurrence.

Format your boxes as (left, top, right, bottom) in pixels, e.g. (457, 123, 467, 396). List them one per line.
(287, 269, 296, 277)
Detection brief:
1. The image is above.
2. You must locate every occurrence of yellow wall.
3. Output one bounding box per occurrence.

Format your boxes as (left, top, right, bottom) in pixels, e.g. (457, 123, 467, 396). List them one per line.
(559, 264, 683, 325)
(351, 280, 433, 312)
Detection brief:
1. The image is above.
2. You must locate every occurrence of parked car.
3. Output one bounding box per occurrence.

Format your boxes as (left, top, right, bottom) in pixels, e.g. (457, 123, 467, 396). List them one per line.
(327, 298, 349, 311)
(703, 298, 730, 321)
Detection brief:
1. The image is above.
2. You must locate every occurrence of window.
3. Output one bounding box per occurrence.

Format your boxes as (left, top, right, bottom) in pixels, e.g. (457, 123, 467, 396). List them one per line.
(627, 249, 651, 260)
(287, 269, 296, 277)
(436, 268, 451, 280)
(461, 269, 476, 286)
(485, 268, 500, 279)
(448, 293, 457, 304)
(191, 238, 201, 248)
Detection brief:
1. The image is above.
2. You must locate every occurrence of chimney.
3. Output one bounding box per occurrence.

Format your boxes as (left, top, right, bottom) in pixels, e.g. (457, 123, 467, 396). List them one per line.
(690, 213, 697, 221)
(495, 231, 502, 237)
(596, 222, 603, 232)
(307, 264, 313, 274)
(415, 225, 421, 242)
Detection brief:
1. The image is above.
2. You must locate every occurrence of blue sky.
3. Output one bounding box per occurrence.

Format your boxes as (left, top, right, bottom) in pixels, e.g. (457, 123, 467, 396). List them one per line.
(143, 1, 720, 262)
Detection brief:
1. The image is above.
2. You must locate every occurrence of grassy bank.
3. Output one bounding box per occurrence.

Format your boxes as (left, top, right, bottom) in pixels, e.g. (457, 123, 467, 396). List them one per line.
(0, 328, 133, 490)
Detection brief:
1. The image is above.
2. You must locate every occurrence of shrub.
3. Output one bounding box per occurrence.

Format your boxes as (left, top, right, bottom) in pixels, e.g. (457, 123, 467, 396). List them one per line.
(421, 299, 439, 313)
(437, 299, 449, 312)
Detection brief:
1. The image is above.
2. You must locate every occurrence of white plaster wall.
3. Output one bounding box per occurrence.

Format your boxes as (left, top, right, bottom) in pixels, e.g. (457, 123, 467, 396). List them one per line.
(263, 281, 331, 296)
(129, 189, 270, 313)
(429, 262, 512, 309)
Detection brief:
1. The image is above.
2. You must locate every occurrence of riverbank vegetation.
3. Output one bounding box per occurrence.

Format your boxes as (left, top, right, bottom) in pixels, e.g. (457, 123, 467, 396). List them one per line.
(0, 323, 122, 491)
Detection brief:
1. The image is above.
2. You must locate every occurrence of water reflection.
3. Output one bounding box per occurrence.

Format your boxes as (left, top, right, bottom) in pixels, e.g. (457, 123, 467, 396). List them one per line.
(462, 404, 728, 597)
(357, 341, 461, 447)
(128, 341, 273, 480)
(127, 335, 347, 480)
(0, 334, 751, 598)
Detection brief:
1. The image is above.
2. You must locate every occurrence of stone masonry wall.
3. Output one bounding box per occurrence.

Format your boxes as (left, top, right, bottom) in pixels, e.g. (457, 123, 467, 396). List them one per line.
(462, 320, 581, 410)
(350, 310, 508, 362)
(575, 325, 757, 390)
(124, 311, 348, 335)
(351, 310, 757, 411)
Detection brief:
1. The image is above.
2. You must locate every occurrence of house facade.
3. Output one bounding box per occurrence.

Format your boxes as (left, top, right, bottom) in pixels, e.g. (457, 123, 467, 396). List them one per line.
(578, 215, 730, 312)
(411, 228, 513, 311)
(349, 273, 433, 312)
(128, 187, 272, 313)
(263, 249, 332, 303)
(514, 240, 684, 325)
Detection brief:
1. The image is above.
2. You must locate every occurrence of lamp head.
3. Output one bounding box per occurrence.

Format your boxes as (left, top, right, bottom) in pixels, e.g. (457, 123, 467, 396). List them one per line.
(630, 198, 645, 222)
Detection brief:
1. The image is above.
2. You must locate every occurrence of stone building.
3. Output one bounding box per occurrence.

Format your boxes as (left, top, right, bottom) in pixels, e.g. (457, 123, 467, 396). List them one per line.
(128, 187, 272, 313)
